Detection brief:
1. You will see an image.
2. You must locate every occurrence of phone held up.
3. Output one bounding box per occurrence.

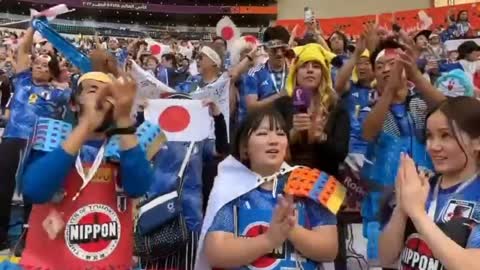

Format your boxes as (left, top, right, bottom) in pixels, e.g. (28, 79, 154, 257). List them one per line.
(304, 7, 315, 24)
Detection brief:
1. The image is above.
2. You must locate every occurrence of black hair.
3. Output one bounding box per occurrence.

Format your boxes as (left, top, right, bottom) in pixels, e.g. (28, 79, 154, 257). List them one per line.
(232, 106, 288, 167)
(457, 10, 469, 22)
(263, 25, 290, 44)
(146, 55, 159, 65)
(369, 38, 404, 67)
(426, 96, 480, 168)
(297, 34, 317, 46)
(327, 31, 348, 53)
(212, 36, 227, 48)
(162, 53, 177, 67)
(33, 53, 61, 80)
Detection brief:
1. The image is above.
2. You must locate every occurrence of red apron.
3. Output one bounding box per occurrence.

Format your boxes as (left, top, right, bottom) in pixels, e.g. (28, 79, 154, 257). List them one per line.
(20, 163, 134, 270)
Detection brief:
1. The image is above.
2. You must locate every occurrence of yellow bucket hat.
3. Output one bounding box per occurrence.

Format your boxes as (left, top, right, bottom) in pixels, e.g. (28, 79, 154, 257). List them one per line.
(77, 72, 113, 86)
(285, 43, 336, 96)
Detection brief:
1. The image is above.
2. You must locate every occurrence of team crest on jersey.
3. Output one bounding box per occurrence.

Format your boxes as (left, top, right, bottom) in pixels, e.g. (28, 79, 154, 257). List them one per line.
(400, 233, 444, 270)
(64, 204, 121, 262)
(441, 199, 475, 223)
(28, 93, 38, 104)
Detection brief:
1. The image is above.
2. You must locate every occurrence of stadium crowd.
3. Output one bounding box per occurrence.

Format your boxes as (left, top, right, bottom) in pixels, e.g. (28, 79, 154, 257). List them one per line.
(0, 5, 479, 270)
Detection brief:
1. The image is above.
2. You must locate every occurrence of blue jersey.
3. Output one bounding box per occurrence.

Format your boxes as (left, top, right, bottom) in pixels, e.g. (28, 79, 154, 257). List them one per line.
(110, 48, 128, 68)
(244, 63, 287, 100)
(401, 176, 480, 270)
(149, 140, 216, 232)
(208, 177, 336, 270)
(4, 71, 71, 139)
(342, 82, 375, 155)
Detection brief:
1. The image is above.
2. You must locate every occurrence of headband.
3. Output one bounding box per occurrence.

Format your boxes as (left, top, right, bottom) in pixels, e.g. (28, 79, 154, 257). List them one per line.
(375, 48, 400, 63)
(201, 46, 222, 67)
(264, 39, 288, 49)
(77, 72, 113, 86)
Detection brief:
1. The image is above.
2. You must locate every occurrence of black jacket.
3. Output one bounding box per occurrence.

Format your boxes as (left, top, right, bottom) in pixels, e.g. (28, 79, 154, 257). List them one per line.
(274, 95, 350, 178)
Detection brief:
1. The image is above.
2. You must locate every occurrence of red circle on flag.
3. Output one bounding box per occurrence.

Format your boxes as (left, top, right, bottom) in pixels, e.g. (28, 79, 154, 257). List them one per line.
(221, 27, 235, 41)
(158, 105, 191, 132)
(77, 212, 112, 252)
(244, 224, 277, 268)
(150, 44, 162, 55)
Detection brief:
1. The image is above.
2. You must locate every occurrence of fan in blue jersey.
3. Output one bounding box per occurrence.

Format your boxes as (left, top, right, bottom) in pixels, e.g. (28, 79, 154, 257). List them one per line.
(0, 26, 71, 252)
(244, 26, 291, 111)
(196, 107, 339, 270)
(379, 97, 480, 270)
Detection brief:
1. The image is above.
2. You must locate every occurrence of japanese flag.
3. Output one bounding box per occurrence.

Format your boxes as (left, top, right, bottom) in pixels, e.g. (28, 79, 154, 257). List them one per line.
(145, 99, 211, 142)
(145, 38, 171, 59)
(216, 16, 240, 45)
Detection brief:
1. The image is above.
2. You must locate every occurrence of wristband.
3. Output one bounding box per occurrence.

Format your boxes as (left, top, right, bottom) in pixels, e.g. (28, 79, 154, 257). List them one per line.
(106, 126, 136, 137)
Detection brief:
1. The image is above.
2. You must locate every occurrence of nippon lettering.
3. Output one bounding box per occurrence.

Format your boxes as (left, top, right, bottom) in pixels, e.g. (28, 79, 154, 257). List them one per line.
(400, 248, 443, 270)
(65, 204, 121, 261)
(68, 222, 119, 244)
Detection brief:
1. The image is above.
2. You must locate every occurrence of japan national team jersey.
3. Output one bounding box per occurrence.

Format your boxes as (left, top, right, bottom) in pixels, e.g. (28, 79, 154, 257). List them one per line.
(244, 63, 287, 101)
(208, 177, 337, 270)
(4, 71, 71, 139)
(401, 176, 480, 270)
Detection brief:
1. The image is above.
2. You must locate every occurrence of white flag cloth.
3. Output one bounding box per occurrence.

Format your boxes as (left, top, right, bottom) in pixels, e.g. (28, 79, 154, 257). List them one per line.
(30, 4, 73, 21)
(144, 99, 211, 142)
(130, 60, 176, 115)
(190, 73, 231, 140)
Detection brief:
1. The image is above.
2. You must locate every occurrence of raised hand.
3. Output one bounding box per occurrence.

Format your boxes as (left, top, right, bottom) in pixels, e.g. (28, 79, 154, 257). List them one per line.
(107, 74, 137, 125)
(354, 32, 367, 58)
(265, 195, 296, 249)
(398, 154, 430, 219)
(292, 113, 312, 132)
(202, 98, 221, 117)
(397, 42, 422, 80)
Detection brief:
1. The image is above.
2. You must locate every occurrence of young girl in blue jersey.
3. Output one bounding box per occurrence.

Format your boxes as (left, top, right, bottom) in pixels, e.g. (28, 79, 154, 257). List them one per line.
(379, 96, 480, 270)
(195, 107, 339, 270)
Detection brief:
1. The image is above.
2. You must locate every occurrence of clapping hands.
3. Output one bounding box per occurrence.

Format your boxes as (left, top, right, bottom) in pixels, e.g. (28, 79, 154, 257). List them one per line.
(265, 195, 297, 249)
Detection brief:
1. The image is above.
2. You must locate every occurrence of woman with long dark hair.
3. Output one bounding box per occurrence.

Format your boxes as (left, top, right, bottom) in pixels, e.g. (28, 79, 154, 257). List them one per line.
(379, 97, 480, 269)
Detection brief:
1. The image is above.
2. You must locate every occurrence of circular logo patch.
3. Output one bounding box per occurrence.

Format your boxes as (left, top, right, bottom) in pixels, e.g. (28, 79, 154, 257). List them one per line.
(242, 222, 280, 270)
(64, 204, 121, 262)
(400, 233, 440, 270)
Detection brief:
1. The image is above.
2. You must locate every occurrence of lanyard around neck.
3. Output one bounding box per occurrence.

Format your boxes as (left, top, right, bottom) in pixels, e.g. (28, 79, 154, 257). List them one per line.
(72, 143, 106, 201)
(268, 63, 286, 93)
(164, 68, 169, 86)
(427, 174, 478, 221)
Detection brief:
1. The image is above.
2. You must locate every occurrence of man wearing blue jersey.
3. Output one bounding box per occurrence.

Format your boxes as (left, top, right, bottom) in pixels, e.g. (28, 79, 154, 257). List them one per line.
(0, 27, 70, 251)
(244, 26, 290, 111)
